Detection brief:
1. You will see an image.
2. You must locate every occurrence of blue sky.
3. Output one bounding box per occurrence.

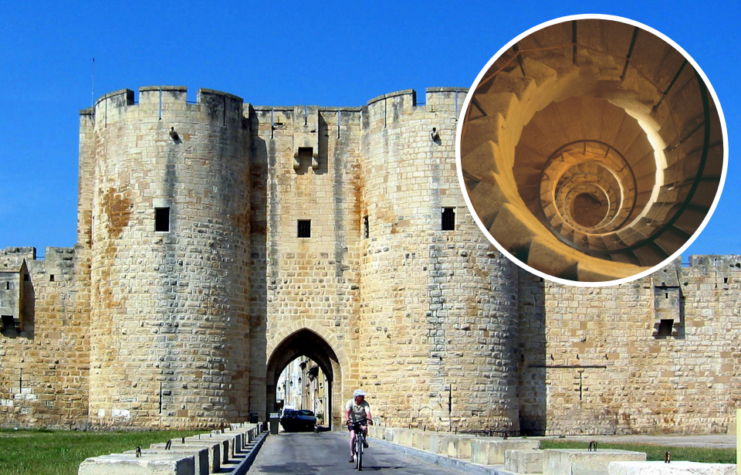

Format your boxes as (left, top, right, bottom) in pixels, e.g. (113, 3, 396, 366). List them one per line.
(0, 0, 737, 259)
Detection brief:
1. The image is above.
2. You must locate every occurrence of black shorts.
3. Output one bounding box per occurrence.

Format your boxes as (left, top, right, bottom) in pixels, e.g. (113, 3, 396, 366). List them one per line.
(347, 422, 367, 432)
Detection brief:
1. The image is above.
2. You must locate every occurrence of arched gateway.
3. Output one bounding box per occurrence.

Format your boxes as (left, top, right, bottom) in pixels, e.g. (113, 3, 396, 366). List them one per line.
(266, 329, 344, 429)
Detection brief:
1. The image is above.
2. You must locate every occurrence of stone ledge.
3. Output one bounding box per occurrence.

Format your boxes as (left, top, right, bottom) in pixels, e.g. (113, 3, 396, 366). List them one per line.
(77, 453, 194, 475)
(505, 448, 544, 474)
(473, 439, 541, 465)
(544, 449, 647, 475)
(125, 448, 209, 475)
(79, 423, 263, 475)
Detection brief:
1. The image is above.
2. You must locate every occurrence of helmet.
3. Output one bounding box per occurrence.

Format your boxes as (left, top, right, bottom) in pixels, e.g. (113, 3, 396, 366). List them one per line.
(353, 389, 366, 398)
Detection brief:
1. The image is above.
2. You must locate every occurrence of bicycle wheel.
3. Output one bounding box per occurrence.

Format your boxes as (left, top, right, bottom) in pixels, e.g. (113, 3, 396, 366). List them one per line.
(356, 434, 363, 471)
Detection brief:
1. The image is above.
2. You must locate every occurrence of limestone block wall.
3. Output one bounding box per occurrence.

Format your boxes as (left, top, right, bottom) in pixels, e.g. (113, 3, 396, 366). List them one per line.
(249, 103, 363, 426)
(0, 247, 89, 428)
(86, 87, 251, 428)
(358, 88, 521, 433)
(517, 255, 741, 435)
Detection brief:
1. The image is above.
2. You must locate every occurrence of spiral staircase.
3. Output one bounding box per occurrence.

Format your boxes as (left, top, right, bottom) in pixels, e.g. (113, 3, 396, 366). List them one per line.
(460, 19, 724, 282)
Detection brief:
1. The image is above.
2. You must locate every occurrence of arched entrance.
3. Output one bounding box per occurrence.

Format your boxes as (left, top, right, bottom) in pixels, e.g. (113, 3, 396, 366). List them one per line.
(266, 329, 343, 429)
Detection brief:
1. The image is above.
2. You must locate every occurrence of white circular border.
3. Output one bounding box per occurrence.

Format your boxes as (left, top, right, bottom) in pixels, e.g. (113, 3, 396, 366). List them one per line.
(455, 13, 729, 287)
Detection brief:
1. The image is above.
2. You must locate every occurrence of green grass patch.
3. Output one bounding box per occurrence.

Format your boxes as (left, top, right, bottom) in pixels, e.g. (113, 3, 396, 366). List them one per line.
(0, 429, 205, 475)
(539, 439, 736, 464)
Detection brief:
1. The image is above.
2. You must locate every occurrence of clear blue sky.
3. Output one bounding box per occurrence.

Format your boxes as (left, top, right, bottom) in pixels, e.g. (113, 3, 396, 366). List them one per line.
(0, 0, 737, 259)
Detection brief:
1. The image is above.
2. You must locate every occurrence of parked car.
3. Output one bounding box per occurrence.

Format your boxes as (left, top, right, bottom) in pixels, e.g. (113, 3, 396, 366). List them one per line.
(280, 409, 317, 432)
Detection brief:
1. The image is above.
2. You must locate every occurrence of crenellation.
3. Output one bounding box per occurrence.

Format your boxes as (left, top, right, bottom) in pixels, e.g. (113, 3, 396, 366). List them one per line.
(425, 87, 468, 114)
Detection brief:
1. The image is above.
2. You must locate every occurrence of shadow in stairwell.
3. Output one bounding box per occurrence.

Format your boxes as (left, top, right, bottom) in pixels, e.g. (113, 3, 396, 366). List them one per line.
(516, 273, 547, 435)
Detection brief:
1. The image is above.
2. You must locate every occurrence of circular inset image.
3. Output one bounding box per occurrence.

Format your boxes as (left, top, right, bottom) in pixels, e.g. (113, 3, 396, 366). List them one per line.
(456, 15, 727, 286)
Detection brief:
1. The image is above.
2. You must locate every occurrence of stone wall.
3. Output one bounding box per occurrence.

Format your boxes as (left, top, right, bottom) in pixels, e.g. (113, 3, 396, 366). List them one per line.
(517, 256, 741, 435)
(0, 247, 89, 428)
(249, 104, 363, 426)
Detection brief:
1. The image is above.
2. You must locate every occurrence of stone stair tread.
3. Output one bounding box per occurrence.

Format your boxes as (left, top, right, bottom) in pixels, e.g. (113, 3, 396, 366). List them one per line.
(461, 140, 502, 179)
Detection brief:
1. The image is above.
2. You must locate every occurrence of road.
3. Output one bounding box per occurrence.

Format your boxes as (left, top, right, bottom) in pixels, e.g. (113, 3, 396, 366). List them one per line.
(248, 431, 465, 474)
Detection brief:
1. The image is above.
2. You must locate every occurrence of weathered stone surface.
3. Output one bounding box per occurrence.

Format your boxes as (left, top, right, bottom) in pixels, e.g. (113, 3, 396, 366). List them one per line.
(77, 453, 195, 475)
(125, 448, 209, 475)
(505, 448, 544, 473)
(544, 449, 646, 475)
(470, 439, 540, 465)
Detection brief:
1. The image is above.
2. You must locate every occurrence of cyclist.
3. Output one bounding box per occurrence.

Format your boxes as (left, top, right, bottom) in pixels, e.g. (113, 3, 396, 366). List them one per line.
(345, 389, 373, 463)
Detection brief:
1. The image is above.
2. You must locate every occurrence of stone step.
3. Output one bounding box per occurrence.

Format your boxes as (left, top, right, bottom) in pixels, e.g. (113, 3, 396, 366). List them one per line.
(470, 172, 512, 230)
(476, 91, 519, 123)
(460, 140, 502, 180)
(631, 242, 669, 267)
(490, 203, 550, 259)
(526, 237, 579, 280)
(486, 70, 538, 102)
(461, 113, 505, 158)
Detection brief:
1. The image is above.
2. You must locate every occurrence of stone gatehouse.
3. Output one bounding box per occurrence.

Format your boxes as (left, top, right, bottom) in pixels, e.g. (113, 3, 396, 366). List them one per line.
(0, 83, 737, 435)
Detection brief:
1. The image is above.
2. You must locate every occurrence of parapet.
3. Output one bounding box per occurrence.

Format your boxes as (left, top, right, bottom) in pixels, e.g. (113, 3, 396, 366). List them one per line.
(688, 255, 741, 268)
(0, 247, 36, 268)
(365, 88, 467, 129)
(425, 87, 468, 114)
(89, 86, 245, 130)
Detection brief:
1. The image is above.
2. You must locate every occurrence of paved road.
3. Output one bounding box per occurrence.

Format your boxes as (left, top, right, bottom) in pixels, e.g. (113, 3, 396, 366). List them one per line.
(248, 431, 465, 474)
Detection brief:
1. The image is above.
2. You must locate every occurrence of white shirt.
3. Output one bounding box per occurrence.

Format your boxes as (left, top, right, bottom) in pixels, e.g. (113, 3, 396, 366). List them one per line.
(346, 399, 370, 422)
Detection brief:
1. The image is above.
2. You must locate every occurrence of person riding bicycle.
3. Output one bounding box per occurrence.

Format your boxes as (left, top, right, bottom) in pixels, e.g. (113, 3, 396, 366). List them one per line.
(345, 389, 373, 463)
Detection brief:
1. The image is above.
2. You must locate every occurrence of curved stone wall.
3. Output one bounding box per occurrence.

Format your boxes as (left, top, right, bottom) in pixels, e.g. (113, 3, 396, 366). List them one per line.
(88, 87, 251, 428)
(358, 88, 521, 432)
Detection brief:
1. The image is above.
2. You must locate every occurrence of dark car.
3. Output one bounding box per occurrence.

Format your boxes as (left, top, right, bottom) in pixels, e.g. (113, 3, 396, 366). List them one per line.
(280, 409, 317, 432)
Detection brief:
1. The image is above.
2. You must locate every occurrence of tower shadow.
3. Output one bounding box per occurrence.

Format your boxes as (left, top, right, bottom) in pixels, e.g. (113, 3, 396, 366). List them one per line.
(517, 273, 546, 435)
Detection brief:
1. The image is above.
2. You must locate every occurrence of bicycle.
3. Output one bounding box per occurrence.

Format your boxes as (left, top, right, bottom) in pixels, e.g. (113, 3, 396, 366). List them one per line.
(348, 418, 372, 471)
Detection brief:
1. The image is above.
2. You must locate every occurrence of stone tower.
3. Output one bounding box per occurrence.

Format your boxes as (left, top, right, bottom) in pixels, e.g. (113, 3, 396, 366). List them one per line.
(82, 87, 251, 427)
(357, 89, 521, 432)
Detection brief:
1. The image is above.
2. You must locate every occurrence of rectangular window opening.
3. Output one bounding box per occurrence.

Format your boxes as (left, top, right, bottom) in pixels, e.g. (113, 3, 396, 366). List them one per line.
(442, 207, 455, 231)
(24, 274, 29, 282)
(155, 207, 170, 232)
(657, 319, 674, 337)
(298, 220, 311, 238)
(49, 275, 55, 282)
(296, 147, 314, 172)
(0, 315, 14, 333)
(298, 147, 313, 160)
(5, 282, 9, 290)
(363, 216, 369, 239)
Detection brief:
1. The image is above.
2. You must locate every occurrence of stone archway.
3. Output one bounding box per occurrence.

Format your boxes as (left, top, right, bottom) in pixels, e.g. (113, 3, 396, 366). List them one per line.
(266, 329, 343, 429)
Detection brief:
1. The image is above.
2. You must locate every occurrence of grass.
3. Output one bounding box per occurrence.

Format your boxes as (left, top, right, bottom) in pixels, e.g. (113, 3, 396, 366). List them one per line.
(0, 428, 205, 475)
(539, 439, 737, 464)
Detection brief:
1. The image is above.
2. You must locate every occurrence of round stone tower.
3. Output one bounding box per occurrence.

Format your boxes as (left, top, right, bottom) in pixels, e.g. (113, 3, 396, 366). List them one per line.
(357, 89, 520, 433)
(87, 86, 251, 428)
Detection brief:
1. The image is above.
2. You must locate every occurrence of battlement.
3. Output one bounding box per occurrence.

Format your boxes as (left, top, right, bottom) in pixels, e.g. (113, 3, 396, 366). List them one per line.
(83, 86, 467, 134)
(425, 87, 468, 115)
(0, 247, 36, 268)
(87, 86, 245, 130)
(687, 255, 741, 268)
